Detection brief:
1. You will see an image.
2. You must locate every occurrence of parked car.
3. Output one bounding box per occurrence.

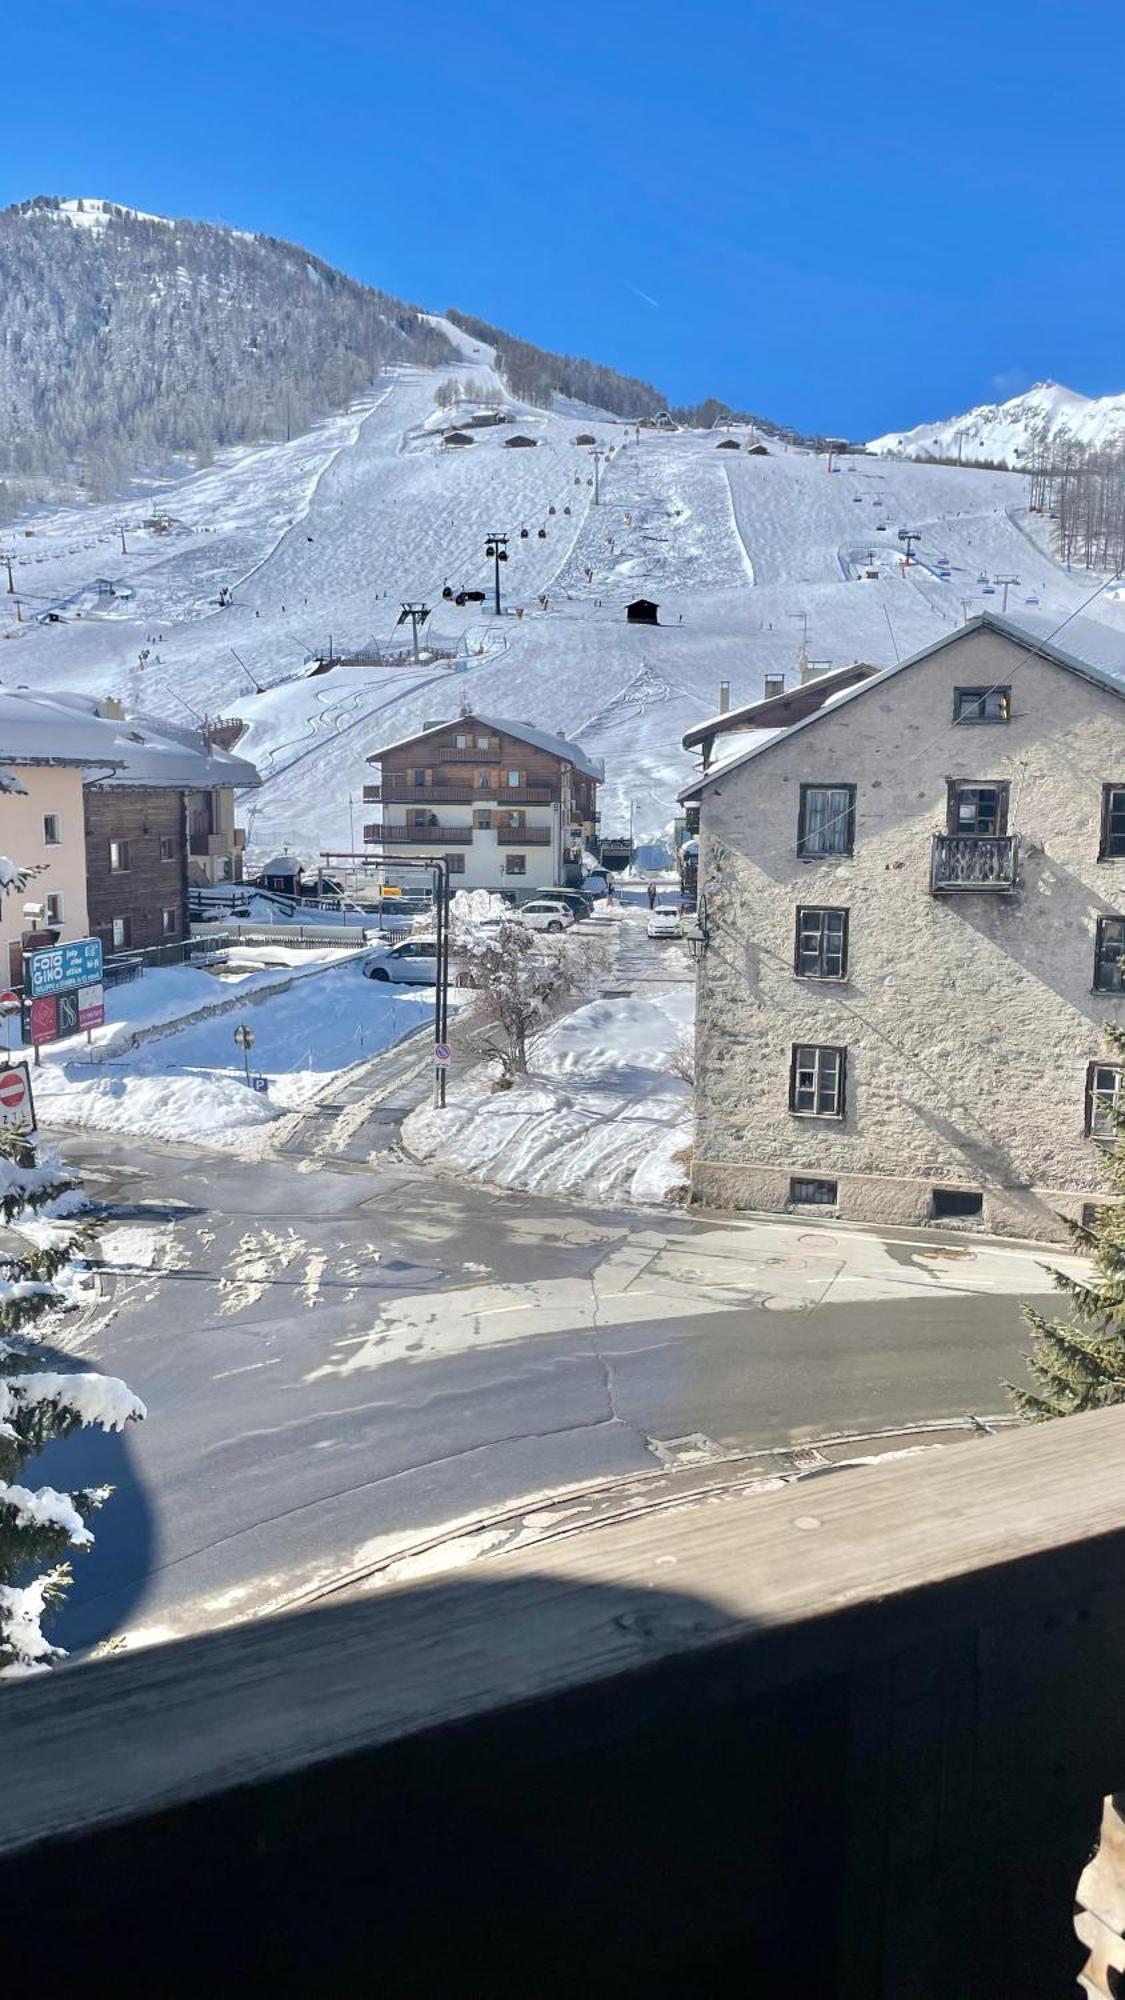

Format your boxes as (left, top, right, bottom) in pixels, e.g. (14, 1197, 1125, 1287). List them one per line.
(516, 899, 575, 935)
(541, 888, 595, 920)
(646, 909, 683, 939)
(362, 938, 443, 983)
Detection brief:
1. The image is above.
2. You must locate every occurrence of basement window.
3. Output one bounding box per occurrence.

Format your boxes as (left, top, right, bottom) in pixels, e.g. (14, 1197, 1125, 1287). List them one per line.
(931, 1187, 984, 1220)
(789, 1176, 837, 1207)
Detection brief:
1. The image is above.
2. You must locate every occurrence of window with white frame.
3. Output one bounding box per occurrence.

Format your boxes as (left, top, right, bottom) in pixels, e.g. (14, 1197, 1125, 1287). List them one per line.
(109, 839, 130, 873)
(507, 770, 523, 789)
(161, 907, 177, 938)
(1087, 1062, 1124, 1143)
(45, 891, 64, 925)
(43, 812, 62, 846)
(1095, 917, 1125, 993)
(789, 1044, 846, 1118)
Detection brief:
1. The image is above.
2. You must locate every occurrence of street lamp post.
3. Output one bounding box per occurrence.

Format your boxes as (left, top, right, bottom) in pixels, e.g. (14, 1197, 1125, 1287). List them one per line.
(234, 1021, 255, 1086)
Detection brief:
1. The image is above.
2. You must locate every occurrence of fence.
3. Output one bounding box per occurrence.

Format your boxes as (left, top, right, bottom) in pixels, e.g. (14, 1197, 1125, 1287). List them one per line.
(102, 935, 234, 988)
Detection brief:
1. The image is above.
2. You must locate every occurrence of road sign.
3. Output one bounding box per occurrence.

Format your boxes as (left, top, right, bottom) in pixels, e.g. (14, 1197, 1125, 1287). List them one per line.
(434, 1042, 452, 1067)
(234, 1024, 255, 1048)
(25, 937, 103, 1000)
(0, 990, 20, 1017)
(0, 1062, 35, 1130)
(250, 1075, 269, 1094)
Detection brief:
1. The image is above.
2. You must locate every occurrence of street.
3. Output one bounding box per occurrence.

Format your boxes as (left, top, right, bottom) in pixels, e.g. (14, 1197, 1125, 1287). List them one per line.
(37, 1022, 1067, 1657)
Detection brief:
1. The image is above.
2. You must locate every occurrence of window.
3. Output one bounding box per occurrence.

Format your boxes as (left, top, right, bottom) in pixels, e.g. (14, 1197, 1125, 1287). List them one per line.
(789, 1043, 846, 1118)
(455, 734, 468, 749)
(475, 735, 490, 749)
(505, 854, 526, 876)
(797, 785, 855, 859)
(160, 834, 176, 863)
(1087, 1062, 1123, 1143)
(931, 1187, 983, 1219)
(1095, 917, 1125, 993)
(161, 907, 178, 938)
(411, 768, 427, 789)
(948, 782, 1008, 837)
(789, 1176, 837, 1207)
(42, 812, 62, 846)
(507, 770, 523, 789)
(1100, 786, 1125, 859)
(45, 891, 64, 925)
(954, 686, 1010, 724)
(447, 854, 465, 874)
(109, 839, 130, 873)
(795, 906, 848, 980)
(476, 769, 495, 791)
(111, 916, 131, 951)
(504, 811, 525, 829)
(473, 809, 492, 829)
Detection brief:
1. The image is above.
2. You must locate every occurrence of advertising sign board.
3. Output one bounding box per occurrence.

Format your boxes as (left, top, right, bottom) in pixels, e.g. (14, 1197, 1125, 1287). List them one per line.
(25, 938, 103, 1001)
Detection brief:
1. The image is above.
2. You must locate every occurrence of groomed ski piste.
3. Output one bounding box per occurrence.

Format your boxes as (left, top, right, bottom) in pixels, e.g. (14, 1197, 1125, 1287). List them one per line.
(5, 315, 1125, 862)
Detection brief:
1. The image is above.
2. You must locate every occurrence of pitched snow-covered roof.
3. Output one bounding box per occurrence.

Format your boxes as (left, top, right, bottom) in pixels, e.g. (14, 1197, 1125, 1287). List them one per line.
(681, 612, 1125, 799)
(0, 691, 260, 789)
(366, 713, 605, 782)
(0, 767, 27, 795)
(682, 663, 877, 753)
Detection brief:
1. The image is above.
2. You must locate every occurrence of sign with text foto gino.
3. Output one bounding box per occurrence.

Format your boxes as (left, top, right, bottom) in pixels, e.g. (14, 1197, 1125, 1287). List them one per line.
(25, 937, 103, 1000)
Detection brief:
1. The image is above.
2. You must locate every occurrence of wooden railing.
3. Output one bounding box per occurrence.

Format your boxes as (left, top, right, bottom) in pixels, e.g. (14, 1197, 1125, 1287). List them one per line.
(363, 823, 473, 844)
(497, 826, 551, 845)
(4, 1408, 1125, 1993)
(439, 744, 501, 763)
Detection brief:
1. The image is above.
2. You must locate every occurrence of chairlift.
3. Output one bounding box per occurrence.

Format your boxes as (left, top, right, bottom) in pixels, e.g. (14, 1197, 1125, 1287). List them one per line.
(520, 527, 529, 538)
(454, 591, 468, 607)
(1025, 593, 1040, 605)
(981, 586, 996, 595)
(485, 543, 496, 558)
(563, 505, 572, 515)
(499, 549, 508, 562)
(548, 505, 556, 516)
(537, 527, 547, 539)
(442, 585, 454, 600)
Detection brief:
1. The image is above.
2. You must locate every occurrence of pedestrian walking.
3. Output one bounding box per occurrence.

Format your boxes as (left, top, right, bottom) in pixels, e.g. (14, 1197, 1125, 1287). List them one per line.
(646, 882, 657, 910)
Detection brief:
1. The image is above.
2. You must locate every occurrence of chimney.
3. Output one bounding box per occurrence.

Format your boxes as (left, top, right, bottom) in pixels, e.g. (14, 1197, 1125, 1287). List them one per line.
(718, 680, 731, 714)
(101, 694, 125, 720)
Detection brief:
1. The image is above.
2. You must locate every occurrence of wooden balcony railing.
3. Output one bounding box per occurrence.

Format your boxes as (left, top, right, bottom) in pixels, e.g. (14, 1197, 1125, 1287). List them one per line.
(439, 744, 500, 763)
(497, 826, 551, 845)
(368, 779, 554, 804)
(931, 833, 1019, 891)
(362, 823, 473, 845)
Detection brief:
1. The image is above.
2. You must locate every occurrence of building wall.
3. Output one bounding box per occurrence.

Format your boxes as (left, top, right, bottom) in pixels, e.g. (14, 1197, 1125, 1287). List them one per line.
(692, 626, 1125, 1241)
(185, 786, 246, 884)
(0, 767, 90, 985)
(83, 787, 187, 954)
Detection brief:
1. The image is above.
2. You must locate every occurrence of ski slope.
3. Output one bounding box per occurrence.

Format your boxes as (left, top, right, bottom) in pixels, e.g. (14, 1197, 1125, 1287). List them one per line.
(5, 322, 1125, 862)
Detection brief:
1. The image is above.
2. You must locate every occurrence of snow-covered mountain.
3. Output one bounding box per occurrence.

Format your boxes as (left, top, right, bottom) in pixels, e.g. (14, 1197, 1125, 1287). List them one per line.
(868, 381, 1125, 465)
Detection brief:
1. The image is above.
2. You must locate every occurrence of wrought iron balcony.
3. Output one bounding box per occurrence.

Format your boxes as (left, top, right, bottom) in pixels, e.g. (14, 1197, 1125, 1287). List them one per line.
(931, 833, 1019, 892)
(496, 825, 551, 845)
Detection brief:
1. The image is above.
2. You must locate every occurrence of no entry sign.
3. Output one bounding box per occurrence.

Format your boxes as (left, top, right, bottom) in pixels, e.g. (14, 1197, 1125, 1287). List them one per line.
(0, 1062, 35, 1131)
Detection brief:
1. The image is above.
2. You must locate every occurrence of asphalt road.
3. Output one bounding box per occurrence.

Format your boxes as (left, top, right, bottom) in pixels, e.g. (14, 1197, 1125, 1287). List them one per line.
(39, 1079, 1062, 1657)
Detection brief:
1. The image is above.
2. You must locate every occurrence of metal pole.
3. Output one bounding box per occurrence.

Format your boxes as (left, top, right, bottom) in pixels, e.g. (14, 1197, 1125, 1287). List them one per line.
(592, 450, 601, 505)
(433, 861, 449, 1108)
(243, 1042, 250, 1086)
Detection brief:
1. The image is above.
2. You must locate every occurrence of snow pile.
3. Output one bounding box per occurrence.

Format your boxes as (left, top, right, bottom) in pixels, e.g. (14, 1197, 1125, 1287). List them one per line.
(404, 987, 694, 1204)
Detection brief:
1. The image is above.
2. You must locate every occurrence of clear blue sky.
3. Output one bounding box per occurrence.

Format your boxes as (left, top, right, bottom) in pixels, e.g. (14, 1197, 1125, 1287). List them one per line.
(6, 0, 1124, 437)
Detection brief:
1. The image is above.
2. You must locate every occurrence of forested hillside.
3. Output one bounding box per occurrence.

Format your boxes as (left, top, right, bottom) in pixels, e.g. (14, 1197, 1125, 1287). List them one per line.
(0, 197, 452, 496)
(445, 306, 665, 419)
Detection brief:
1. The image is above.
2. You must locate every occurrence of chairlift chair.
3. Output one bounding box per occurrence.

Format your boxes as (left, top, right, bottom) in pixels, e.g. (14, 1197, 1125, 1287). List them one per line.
(538, 527, 547, 539)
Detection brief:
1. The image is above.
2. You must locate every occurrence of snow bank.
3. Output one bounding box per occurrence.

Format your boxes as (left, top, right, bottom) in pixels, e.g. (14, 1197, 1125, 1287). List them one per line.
(33, 960, 435, 1149)
(404, 987, 694, 1205)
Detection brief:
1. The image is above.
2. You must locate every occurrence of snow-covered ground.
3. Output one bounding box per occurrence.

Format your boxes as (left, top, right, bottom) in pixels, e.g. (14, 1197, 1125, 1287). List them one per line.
(6, 322, 1125, 862)
(26, 954, 435, 1148)
(404, 987, 694, 1205)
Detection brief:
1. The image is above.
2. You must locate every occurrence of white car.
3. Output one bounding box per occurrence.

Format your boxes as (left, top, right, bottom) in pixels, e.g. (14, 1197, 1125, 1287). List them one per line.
(515, 899, 575, 935)
(362, 937, 443, 983)
(646, 908, 683, 939)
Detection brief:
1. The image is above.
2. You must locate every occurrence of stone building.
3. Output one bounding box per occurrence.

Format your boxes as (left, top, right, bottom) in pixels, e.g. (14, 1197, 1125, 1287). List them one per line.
(683, 613, 1125, 1242)
(363, 714, 602, 892)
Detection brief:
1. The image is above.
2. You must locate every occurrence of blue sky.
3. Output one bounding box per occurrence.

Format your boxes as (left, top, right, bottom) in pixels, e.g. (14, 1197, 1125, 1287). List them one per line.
(6, 0, 1124, 437)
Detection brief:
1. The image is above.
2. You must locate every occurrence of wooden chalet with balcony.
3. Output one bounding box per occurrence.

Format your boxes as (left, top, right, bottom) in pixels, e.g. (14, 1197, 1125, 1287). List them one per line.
(363, 714, 603, 891)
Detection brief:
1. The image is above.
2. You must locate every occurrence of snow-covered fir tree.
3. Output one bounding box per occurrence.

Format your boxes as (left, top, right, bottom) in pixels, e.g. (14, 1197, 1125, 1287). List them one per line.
(1010, 1032, 1125, 1421)
(0, 798, 145, 1672)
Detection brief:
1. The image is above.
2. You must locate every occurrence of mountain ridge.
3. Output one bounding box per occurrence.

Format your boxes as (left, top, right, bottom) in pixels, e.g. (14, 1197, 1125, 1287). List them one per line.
(867, 379, 1125, 465)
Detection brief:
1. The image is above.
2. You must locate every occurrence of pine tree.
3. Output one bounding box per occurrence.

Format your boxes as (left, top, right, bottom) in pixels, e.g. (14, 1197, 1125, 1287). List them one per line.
(0, 827, 145, 1672)
(1009, 1046, 1125, 1421)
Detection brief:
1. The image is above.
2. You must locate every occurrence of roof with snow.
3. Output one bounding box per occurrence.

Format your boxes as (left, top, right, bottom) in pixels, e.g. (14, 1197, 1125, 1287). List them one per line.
(366, 713, 605, 783)
(0, 691, 260, 788)
(682, 664, 878, 754)
(681, 612, 1125, 799)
